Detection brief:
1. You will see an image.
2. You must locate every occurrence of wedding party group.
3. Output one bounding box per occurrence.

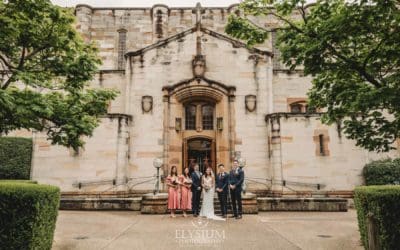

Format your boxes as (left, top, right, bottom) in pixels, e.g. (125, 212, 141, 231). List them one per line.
(166, 159, 245, 220)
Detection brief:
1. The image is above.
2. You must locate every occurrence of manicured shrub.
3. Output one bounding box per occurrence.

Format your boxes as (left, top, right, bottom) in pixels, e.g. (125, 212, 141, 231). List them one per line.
(354, 185, 400, 249)
(0, 182, 60, 250)
(0, 137, 33, 179)
(362, 158, 400, 185)
(0, 180, 37, 184)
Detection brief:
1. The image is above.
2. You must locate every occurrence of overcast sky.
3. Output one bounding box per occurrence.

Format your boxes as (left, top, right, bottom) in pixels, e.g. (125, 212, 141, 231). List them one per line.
(51, 0, 242, 7)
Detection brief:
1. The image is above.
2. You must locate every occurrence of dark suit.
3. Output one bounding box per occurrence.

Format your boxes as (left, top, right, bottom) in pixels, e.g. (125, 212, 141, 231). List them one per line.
(229, 167, 244, 217)
(215, 172, 229, 216)
(191, 171, 202, 215)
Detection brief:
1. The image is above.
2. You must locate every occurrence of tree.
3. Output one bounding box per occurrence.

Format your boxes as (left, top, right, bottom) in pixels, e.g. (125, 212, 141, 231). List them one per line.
(0, 0, 118, 151)
(226, 0, 400, 152)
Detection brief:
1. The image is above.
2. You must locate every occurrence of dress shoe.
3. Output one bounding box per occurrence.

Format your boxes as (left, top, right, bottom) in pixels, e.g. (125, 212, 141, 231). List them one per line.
(236, 215, 242, 219)
(194, 214, 198, 217)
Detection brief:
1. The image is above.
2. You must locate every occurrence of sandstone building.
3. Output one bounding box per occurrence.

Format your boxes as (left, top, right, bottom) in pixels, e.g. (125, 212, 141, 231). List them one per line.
(28, 3, 397, 197)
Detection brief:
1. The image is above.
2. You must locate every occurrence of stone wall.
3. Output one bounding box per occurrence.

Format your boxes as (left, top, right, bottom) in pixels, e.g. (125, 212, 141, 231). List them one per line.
(74, 4, 272, 70)
(266, 114, 397, 195)
(25, 3, 398, 196)
(31, 115, 131, 192)
(125, 29, 272, 190)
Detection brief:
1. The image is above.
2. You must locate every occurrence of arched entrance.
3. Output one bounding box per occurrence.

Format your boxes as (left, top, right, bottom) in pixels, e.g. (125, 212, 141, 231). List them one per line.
(162, 77, 236, 176)
(184, 137, 216, 174)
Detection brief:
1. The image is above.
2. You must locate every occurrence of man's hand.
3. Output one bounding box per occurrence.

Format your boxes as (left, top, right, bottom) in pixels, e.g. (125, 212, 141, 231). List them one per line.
(197, 186, 201, 191)
(230, 184, 235, 190)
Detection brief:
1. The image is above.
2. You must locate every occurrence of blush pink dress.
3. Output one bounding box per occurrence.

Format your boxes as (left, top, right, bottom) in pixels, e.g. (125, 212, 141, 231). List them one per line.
(179, 175, 192, 210)
(167, 175, 180, 210)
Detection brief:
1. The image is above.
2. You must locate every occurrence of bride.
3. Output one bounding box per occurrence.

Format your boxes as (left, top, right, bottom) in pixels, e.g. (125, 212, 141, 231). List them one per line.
(200, 167, 225, 221)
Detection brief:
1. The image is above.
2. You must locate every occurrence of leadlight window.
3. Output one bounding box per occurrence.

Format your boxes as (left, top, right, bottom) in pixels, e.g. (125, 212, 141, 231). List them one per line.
(290, 103, 302, 113)
(185, 105, 196, 130)
(202, 105, 214, 130)
(117, 29, 127, 70)
(156, 10, 163, 38)
(319, 134, 325, 155)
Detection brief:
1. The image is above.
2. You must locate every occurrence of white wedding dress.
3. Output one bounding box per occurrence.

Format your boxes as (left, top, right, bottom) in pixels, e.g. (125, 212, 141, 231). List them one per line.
(199, 176, 225, 221)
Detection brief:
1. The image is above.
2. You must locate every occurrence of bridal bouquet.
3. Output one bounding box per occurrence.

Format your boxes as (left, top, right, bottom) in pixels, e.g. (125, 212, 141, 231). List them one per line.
(171, 179, 179, 189)
(204, 184, 211, 192)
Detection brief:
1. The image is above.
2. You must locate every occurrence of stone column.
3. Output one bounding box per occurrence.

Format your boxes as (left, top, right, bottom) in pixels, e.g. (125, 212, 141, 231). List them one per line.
(162, 90, 170, 191)
(270, 116, 283, 195)
(267, 56, 274, 114)
(115, 116, 131, 190)
(75, 5, 92, 43)
(228, 89, 236, 163)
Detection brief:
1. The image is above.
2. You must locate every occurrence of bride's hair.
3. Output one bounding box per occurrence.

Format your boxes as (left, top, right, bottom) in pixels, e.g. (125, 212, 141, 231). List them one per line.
(204, 167, 214, 178)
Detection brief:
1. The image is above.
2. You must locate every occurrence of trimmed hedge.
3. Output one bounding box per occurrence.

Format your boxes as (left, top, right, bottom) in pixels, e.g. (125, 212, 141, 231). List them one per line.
(354, 185, 400, 249)
(0, 137, 33, 180)
(0, 180, 37, 184)
(362, 158, 400, 185)
(0, 182, 60, 250)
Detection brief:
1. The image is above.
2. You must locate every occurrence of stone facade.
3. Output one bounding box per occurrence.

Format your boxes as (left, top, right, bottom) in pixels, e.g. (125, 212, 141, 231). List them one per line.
(27, 3, 398, 196)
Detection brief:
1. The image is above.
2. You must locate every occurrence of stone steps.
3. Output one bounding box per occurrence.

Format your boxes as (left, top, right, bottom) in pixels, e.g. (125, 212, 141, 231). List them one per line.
(59, 193, 348, 213)
(258, 197, 348, 212)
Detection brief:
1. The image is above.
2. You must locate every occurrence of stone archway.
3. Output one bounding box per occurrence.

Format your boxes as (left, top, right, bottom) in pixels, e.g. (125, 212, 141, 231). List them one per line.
(162, 77, 236, 175)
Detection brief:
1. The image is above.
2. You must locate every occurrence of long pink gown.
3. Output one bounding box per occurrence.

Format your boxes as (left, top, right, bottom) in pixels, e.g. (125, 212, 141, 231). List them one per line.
(179, 175, 192, 210)
(167, 175, 180, 210)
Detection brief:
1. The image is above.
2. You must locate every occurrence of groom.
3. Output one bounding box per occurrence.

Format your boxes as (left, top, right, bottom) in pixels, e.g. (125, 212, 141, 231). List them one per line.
(216, 164, 229, 218)
(191, 163, 202, 217)
(229, 159, 244, 219)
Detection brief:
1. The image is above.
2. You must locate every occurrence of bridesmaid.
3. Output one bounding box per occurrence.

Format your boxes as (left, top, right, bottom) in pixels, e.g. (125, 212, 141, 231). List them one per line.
(179, 167, 192, 217)
(166, 165, 180, 218)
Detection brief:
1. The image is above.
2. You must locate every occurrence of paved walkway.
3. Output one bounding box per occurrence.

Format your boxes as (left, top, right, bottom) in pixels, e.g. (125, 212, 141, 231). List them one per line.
(53, 210, 363, 250)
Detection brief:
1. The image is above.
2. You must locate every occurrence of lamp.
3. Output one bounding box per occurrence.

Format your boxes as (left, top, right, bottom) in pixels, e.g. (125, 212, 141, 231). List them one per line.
(217, 117, 223, 131)
(153, 158, 163, 194)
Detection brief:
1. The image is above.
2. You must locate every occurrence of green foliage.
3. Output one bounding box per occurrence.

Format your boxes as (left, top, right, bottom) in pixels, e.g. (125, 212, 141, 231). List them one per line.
(0, 182, 60, 250)
(354, 186, 400, 249)
(0, 179, 37, 184)
(225, 15, 268, 47)
(0, 0, 118, 151)
(225, 0, 400, 152)
(362, 158, 400, 186)
(0, 137, 32, 180)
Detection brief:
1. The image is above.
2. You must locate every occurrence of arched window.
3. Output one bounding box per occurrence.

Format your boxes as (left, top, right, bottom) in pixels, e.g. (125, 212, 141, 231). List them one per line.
(156, 10, 163, 38)
(184, 102, 215, 131)
(319, 134, 325, 155)
(288, 99, 309, 113)
(202, 105, 214, 130)
(117, 29, 127, 70)
(185, 105, 196, 130)
(290, 103, 303, 113)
